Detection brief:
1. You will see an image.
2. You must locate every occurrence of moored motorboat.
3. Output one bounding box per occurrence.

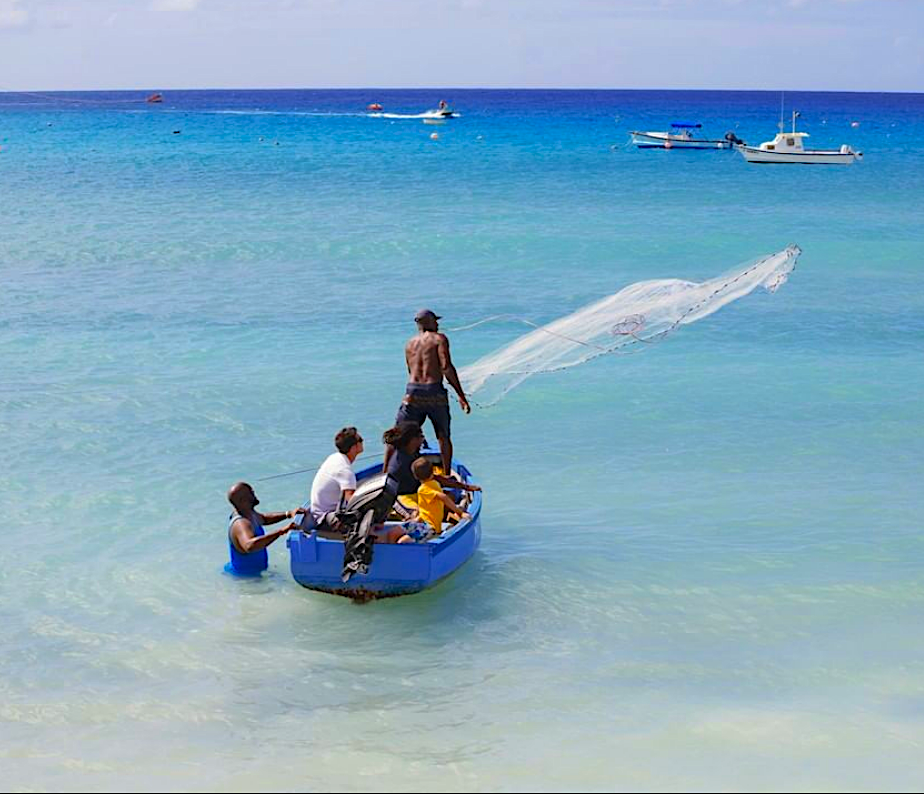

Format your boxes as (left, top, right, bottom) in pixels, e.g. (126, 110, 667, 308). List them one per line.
(630, 123, 733, 150)
(736, 111, 862, 165)
(287, 456, 482, 601)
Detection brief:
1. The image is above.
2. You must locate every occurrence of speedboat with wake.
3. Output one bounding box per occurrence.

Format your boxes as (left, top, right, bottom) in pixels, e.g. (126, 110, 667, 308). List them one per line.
(736, 111, 862, 165)
(630, 123, 738, 150)
(369, 100, 460, 121)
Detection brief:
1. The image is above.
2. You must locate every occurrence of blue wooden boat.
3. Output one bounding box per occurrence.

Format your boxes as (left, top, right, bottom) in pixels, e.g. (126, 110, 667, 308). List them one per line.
(287, 457, 482, 601)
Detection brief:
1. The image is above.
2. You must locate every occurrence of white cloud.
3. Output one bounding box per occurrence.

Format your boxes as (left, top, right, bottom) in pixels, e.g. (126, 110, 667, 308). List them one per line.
(152, 0, 201, 11)
(0, 0, 29, 28)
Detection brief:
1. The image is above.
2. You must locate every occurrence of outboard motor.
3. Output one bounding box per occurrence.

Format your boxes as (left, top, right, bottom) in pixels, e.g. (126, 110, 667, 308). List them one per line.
(336, 473, 399, 582)
(725, 131, 745, 146)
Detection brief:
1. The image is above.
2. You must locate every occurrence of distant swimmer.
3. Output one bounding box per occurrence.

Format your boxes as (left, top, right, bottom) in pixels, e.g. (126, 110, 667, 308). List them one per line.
(225, 482, 304, 576)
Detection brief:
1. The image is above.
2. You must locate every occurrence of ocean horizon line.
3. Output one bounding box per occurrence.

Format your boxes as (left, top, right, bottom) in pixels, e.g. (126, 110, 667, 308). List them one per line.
(2, 85, 922, 96)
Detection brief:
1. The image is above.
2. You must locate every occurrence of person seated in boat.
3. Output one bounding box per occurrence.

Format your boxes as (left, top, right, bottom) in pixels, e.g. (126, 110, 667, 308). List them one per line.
(309, 426, 364, 530)
(225, 482, 304, 576)
(397, 458, 470, 543)
(438, 100, 448, 113)
(382, 420, 479, 502)
(382, 421, 480, 529)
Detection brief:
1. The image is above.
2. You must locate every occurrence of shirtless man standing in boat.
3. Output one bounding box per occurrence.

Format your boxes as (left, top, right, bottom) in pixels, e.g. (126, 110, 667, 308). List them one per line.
(384, 309, 470, 477)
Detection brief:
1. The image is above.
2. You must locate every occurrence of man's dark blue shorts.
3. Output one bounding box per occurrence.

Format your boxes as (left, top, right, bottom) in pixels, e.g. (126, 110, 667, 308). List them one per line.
(395, 382, 452, 440)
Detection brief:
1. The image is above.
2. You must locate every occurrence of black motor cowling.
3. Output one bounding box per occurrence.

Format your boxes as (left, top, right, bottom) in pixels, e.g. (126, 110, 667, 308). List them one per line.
(725, 131, 745, 146)
(337, 474, 399, 582)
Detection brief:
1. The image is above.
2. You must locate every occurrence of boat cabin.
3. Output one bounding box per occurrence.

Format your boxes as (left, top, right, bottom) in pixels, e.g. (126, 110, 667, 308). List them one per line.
(758, 131, 809, 153)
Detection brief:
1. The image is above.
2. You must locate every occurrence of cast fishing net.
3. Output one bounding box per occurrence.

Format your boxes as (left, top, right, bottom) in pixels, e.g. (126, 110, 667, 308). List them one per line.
(456, 245, 800, 407)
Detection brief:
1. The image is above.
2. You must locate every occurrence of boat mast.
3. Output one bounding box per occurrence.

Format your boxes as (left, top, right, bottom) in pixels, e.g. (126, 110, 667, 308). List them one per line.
(779, 91, 785, 133)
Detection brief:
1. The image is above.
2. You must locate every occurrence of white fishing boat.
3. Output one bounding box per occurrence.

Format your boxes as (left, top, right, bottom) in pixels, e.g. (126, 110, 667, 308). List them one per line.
(737, 110, 862, 165)
(630, 123, 735, 150)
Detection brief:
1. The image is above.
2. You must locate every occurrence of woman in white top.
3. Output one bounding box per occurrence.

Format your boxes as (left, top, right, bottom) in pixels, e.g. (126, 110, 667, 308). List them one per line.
(309, 427, 364, 526)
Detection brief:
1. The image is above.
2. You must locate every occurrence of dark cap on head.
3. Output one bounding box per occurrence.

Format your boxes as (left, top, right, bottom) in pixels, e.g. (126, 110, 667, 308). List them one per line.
(414, 308, 441, 323)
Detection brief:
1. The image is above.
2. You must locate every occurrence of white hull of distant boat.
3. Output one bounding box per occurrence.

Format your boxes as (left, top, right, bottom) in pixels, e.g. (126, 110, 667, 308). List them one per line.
(369, 110, 460, 120)
(736, 144, 862, 164)
(737, 111, 862, 165)
(631, 131, 730, 150)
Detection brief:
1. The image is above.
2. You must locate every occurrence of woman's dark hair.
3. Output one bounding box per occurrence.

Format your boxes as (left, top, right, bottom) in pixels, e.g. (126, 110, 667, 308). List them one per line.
(335, 426, 362, 454)
(382, 421, 423, 449)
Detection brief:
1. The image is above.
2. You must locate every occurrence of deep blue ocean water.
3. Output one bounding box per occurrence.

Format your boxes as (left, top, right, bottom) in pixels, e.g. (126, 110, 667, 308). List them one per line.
(2, 88, 923, 791)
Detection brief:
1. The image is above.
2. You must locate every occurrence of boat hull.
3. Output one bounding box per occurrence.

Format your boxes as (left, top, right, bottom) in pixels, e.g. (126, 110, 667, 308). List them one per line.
(631, 131, 730, 150)
(736, 145, 861, 165)
(287, 461, 482, 601)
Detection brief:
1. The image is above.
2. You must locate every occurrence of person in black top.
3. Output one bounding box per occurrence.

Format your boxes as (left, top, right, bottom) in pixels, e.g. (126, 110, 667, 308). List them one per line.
(381, 422, 480, 508)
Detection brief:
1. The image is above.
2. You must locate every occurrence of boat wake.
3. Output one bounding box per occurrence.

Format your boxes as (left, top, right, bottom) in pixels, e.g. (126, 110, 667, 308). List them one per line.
(457, 245, 801, 407)
(206, 110, 368, 117)
(369, 111, 460, 119)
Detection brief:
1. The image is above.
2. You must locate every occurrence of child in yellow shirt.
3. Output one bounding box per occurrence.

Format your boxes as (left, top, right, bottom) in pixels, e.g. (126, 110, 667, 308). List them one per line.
(402, 457, 471, 540)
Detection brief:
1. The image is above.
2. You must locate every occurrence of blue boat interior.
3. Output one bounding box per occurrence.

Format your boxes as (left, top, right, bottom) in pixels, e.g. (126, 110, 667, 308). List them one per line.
(294, 451, 477, 542)
(287, 450, 483, 600)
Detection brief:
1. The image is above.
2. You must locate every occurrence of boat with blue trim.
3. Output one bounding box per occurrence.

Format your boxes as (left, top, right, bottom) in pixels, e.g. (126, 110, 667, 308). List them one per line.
(287, 455, 482, 601)
(631, 122, 735, 150)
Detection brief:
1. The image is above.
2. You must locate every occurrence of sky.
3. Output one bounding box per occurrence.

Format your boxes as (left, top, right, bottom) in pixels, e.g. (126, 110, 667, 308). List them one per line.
(0, 0, 921, 92)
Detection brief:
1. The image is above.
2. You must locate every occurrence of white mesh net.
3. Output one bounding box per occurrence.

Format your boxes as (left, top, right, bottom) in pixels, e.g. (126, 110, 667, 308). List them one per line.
(457, 245, 801, 407)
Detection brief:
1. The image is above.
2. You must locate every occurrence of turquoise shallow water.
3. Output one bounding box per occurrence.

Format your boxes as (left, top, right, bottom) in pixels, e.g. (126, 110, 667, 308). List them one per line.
(2, 89, 924, 791)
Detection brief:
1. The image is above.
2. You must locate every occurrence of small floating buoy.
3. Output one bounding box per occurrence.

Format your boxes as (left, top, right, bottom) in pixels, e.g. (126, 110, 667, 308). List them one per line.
(476, 135, 483, 141)
(430, 132, 439, 141)
(664, 140, 672, 149)
(258, 136, 264, 142)
(851, 121, 860, 128)
(172, 129, 181, 134)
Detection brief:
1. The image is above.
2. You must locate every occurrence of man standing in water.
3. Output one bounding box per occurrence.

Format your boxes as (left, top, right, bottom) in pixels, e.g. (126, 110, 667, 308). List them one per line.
(225, 482, 304, 576)
(385, 309, 470, 477)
